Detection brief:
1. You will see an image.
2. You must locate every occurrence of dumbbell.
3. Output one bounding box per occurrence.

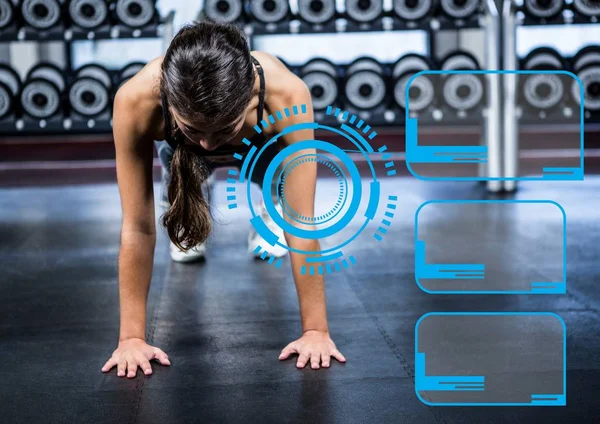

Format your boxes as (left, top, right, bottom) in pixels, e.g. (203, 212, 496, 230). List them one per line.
(343, 57, 388, 111)
(572, 0, 600, 18)
(522, 0, 565, 21)
(21, 63, 65, 119)
(202, 0, 244, 23)
(392, 0, 436, 22)
(298, 0, 337, 25)
(67, 0, 109, 30)
(520, 47, 566, 111)
(440, 51, 484, 111)
(114, 0, 156, 28)
(392, 54, 435, 112)
(0, 64, 21, 120)
(297, 0, 337, 25)
(69, 64, 112, 117)
(344, 0, 384, 23)
(0, 0, 16, 31)
(439, 0, 480, 20)
(21, 0, 64, 30)
(117, 61, 145, 88)
(247, 0, 290, 24)
(571, 45, 600, 113)
(301, 58, 339, 112)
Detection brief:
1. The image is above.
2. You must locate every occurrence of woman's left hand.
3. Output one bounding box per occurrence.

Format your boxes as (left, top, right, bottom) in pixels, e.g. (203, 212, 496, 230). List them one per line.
(279, 330, 346, 369)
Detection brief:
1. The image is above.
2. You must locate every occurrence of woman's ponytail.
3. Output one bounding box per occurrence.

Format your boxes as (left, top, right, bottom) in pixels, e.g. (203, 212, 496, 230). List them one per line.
(161, 145, 212, 251)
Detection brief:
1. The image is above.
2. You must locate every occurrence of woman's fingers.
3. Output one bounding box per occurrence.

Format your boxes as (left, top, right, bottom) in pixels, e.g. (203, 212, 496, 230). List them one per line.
(152, 348, 171, 366)
(126, 359, 138, 378)
(139, 357, 153, 376)
(279, 343, 297, 360)
(321, 354, 331, 368)
(101, 357, 117, 373)
(310, 353, 320, 370)
(117, 359, 127, 377)
(296, 352, 310, 369)
(331, 349, 346, 363)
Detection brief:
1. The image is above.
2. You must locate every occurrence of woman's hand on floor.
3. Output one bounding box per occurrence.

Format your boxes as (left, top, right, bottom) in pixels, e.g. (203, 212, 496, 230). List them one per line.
(279, 330, 346, 369)
(101, 338, 171, 378)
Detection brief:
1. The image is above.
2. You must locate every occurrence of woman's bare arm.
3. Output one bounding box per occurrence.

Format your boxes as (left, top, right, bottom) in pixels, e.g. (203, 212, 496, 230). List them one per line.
(103, 61, 171, 378)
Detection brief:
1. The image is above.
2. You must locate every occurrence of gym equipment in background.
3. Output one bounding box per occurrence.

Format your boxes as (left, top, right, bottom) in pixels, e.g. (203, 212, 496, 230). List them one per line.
(572, 0, 600, 19)
(392, 0, 435, 22)
(0, 0, 15, 31)
(247, 0, 290, 24)
(69, 64, 112, 118)
(67, 0, 110, 30)
(439, 0, 481, 20)
(297, 0, 337, 25)
(392, 53, 435, 112)
(344, 0, 384, 23)
(522, 0, 565, 21)
(20, 62, 65, 119)
(520, 47, 567, 112)
(300, 58, 339, 111)
(117, 61, 146, 88)
(21, 0, 63, 30)
(201, 0, 244, 24)
(571, 45, 600, 117)
(114, 0, 156, 28)
(440, 51, 484, 112)
(343, 57, 388, 111)
(0, 64, 21, 121)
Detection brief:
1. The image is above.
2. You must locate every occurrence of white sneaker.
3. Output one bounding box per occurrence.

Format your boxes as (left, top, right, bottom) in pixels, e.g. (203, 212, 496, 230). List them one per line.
(248, 202, 289, 259)
(169, 240, 207, 263)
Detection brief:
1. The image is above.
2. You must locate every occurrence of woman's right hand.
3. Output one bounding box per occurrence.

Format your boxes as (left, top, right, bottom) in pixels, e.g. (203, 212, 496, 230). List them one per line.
(101, 338, 171, 378)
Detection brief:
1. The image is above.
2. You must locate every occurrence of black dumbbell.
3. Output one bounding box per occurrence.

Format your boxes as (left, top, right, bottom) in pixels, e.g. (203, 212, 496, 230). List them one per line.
(69, 64, 112, 117)
(344, 0, 384, 23)
(297, 0, 337, 25)
(67, 0, 110, 30)
(520, 47, 566, 111)
(522, 0, 565, 21)
(247, 0, 290, 24)
(0, 0, 16, 31)
(21, 0, 64, 30)
(117, 61, 146, 88)
(392, 54, 435, 112)
(21, 62, 65, 119)
(392, 0, 436, 22)
(439, 0, 480, 20)
(114, 0, 156, 28)
(0, 64, 21, 120)
(202, 0, 245, 23)
(571, 45, 600, 113)
(344, 57, 388, 110)
(572, 0, 600, 19)
(440, 51, 484, 111)
(301, 58, 339, 111)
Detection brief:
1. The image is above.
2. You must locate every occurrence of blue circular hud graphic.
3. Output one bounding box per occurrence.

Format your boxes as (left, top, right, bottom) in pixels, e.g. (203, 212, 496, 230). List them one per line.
(225, 104, 398, 274)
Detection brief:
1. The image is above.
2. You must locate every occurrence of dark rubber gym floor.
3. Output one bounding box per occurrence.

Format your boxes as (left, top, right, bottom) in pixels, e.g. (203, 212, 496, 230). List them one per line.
(1, 176, 599, 423)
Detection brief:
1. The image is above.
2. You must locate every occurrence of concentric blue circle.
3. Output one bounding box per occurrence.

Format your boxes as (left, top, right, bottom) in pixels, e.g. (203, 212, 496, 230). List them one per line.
(277, 153, 349, 226)
(261, 140, 362, 240)
(245, 121, 379, 255)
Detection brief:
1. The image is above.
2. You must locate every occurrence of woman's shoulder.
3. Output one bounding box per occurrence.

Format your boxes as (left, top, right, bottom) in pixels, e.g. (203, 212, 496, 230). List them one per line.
(113, 56, 165, 138)
(251, 51, 306, 102)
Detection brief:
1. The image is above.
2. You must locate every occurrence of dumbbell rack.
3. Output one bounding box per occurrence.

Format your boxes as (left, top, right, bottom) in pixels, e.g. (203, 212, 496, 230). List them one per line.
(0, 10, 175, 136)
(244, 1, 502, 191)
(246, 3, 496, 127)
(502, 0, 598, 192)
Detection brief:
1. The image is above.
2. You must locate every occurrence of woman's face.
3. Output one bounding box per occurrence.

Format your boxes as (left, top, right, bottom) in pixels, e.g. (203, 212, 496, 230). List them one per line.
(172, 109, 246, 151)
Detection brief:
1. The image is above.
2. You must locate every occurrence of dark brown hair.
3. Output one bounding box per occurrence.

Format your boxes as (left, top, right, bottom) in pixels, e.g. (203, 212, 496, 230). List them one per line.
(160, 21, 255, 251)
